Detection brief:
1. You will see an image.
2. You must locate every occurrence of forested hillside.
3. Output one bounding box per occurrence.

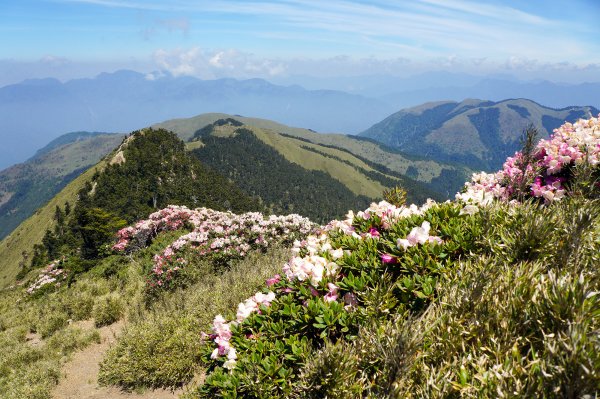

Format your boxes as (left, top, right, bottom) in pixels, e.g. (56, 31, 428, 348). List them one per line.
(6, 128, 257, 284)
(191, 128, 372, 223)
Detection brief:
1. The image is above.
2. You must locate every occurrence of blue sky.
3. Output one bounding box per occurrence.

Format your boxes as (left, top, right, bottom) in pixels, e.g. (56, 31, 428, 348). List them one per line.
(1, 0, 599, 85)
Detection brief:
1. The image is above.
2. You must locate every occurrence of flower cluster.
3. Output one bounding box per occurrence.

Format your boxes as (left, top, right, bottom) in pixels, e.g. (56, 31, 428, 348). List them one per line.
(236, 291, 276, 323)
(113, 205, 196, 252)
(282, 234, 342, 286)
(114, 206, 314, 288)
(147, 210, 314, 288)
(204, 199, 446, 375)
(458, 115, 600, 205)
(207, 290, 276, 370)
(324, 200, 436, 238)
(397, 221, 443, 249)
(26, 259, 67, 295)
(208, 315, 237, 370)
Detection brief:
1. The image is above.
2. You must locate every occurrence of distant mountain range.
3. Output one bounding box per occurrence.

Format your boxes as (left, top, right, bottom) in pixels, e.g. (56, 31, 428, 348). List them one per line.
(0, 70, 393, 169)
(2, 70, 600, 170)
(360, 99, 599, 171)
(382, 79, 600, 111)
(274, 72, 600, 110)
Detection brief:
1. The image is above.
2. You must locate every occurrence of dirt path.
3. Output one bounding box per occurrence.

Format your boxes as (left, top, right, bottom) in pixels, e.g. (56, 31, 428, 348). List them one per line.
(52, 320, 183, 399)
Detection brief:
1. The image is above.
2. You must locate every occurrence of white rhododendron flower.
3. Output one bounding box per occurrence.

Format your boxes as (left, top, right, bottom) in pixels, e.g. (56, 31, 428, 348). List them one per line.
(397, 221, 443, 250)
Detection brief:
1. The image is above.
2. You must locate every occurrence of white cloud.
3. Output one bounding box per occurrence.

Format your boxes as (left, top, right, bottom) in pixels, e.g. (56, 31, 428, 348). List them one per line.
(40, 55, 71, 67)
(152, 48, 288, 79)
(52, 0, 600, 64)
(147, 47, 600, 85)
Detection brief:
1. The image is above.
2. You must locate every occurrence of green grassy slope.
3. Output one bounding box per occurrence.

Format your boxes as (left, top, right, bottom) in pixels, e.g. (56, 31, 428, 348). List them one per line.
(192, 128, 370, 223)
(187, 121, 442, 202)
(0, 163, 105, 288)
(153, 113, 470, 187)
(0, 133, 125, 239)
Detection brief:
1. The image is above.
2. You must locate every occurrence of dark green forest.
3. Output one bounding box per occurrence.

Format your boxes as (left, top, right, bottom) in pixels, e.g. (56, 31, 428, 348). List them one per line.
(26, 128, 259, 273)
(191, 128, 373, 224)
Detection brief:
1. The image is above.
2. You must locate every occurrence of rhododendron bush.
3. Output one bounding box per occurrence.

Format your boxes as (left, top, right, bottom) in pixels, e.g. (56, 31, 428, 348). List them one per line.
(195, 198, 483, 397)
(458, 115, 600, 205)
(113, 205, 315, 289)
(193, 116, 600, 397)
(26, 258, 67, 296)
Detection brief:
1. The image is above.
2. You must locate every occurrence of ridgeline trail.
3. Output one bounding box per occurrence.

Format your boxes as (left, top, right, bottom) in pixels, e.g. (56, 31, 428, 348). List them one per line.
(52, 320, 183, 399)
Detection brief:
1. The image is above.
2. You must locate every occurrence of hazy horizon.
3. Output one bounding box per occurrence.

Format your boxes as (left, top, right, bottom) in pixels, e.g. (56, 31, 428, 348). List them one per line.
(2, 0, 600, 87)
(2, 0, 600, 169)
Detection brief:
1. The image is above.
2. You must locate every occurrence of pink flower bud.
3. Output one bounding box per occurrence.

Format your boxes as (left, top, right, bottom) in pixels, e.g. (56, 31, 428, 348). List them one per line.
(380, 254, 396, 264)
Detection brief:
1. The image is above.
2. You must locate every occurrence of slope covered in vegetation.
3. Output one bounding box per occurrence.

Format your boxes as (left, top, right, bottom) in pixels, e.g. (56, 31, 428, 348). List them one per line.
(189, 120, 442, 222)
(1, 116, 599, 398)
(154, 113, 470, 198)
(0, 132, 124, 240)
(17, 127, 259, 280)
(0, 163, 104, 287)
(360, 98, 599, 171)
(191, 125, 441, 224)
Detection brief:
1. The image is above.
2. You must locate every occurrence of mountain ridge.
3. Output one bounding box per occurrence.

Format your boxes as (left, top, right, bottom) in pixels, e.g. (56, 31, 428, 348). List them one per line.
(360, 98, 599, 170)
(0, 132, 124, 240)
(154, 112, 471, 196)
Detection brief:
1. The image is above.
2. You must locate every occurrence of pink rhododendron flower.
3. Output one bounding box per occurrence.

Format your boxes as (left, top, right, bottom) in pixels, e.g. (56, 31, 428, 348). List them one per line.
(457, 115, 600, 204)
(368, 227, 380, 238)
(329, 248, 344, 260)
(266, 274, 281, 287)
(380, 254, 396, 264)
(324, 283, 339, 302)
(397, 221, 442, 250)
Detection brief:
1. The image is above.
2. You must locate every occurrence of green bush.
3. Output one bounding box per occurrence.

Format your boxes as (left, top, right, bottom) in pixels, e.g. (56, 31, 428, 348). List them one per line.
(35, 309, 69, 339)
(92, 294, 124, 327)
(99, 316, 202, 389)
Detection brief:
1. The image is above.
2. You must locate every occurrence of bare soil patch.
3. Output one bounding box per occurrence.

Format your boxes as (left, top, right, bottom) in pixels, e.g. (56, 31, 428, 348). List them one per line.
(52, 320, 182, 399)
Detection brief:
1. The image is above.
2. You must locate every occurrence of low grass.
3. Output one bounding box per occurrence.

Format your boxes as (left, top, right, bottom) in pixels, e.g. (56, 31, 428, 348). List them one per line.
(0, 277, 107, 399)
(98, 245, 290, 389)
